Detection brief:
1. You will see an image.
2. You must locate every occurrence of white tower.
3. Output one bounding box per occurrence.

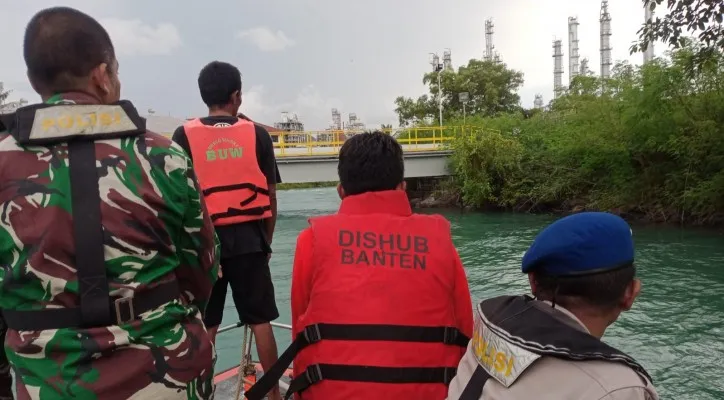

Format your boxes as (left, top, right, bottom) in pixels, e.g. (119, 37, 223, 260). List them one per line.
(534, 94, 544, 109)
(643, 1, 655, 64)
(443, 48, 453, 71)
(484, 19, 495, 62)
(331, 108, 341, 130)
(580, 58, 590, 76)
(568, 17, 580, 84)
(600, 0, 612, 80)
(553, 39, 564, 98)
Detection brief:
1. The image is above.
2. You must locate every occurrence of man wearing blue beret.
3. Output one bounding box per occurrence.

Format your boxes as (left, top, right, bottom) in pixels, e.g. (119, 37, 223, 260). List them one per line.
(447, 212, 659, 399)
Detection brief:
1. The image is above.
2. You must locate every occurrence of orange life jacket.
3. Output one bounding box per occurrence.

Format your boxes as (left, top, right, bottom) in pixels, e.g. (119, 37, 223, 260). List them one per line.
(184, 118, 271, 226)
(246, 191, 470, 400)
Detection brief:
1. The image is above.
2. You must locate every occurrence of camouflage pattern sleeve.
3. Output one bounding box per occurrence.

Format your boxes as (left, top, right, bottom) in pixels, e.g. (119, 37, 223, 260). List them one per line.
(174, 150, 220, 313)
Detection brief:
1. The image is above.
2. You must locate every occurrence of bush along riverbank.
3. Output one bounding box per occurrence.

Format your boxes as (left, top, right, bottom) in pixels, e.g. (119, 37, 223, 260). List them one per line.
(277, 181, 338, 191)
(444, 44, 724, 226)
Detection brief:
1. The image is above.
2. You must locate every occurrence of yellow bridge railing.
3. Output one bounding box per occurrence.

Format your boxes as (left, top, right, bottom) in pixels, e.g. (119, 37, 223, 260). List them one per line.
(272, 125, 474, 158)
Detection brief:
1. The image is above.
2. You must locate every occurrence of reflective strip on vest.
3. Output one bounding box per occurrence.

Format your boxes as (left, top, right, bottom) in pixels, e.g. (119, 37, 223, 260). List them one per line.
(184, 118, 271, 226)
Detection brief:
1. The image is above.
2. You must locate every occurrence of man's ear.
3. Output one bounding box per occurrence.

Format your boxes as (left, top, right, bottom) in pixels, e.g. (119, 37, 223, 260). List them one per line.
(337, 183, 345, 200)
(90, 63, 111, 96)
(620, 278, 641, 311)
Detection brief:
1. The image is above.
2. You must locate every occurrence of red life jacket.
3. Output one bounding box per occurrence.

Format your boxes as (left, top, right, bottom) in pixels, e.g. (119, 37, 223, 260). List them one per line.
(246, 191, 469, 400)
(184, 118, 271, 226)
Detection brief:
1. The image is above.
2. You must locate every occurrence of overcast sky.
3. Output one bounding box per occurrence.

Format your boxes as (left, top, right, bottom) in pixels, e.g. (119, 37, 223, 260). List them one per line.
(1, 0, 658, 130)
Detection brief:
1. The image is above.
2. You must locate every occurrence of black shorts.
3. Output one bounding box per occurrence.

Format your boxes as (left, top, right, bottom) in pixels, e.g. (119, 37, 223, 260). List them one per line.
(203, 252, 279, 328)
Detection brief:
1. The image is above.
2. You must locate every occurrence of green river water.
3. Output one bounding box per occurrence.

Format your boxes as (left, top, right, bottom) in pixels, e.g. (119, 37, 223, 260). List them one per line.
(215, 187, 724, 400)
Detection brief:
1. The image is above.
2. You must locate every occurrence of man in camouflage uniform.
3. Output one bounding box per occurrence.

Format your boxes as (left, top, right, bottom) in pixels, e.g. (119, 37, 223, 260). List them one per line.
(0, 315, 11, 400)
(0, 7, 220, 400)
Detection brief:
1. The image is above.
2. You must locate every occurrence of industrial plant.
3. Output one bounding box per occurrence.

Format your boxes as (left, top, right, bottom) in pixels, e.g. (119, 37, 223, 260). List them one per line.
(538, 1, 655, 104)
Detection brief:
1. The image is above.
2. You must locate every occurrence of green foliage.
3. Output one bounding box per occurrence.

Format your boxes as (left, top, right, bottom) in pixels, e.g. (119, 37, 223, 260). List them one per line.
(0, 82, 10, 105)
(277, 181, 338, 191)
(394, 59, 524, 127)
(631, 0, 723, 64)
(448, 44, 724, 225)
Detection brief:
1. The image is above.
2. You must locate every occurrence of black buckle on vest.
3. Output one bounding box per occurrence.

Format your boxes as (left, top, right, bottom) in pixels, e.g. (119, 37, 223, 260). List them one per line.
(304, 324, 322, 344)
(305, 364, 323, 385)
(443, 327, 458, 345)
(114, 297, 135, 325)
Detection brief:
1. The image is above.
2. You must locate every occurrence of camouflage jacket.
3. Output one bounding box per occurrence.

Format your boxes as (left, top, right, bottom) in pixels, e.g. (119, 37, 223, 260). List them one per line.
(0, 93, 220, 399)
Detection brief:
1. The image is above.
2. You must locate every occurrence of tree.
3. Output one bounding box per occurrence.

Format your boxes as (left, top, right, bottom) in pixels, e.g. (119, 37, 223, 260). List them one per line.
(0, 82, 9, 105)
(394, 59, 524, 127)
(448, 42, 724, 225)
(0, 83, 28, 114)
(631, 0, 724, 57)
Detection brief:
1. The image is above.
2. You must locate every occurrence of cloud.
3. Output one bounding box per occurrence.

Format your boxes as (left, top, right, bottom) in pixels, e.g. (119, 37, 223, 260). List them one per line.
(236, 27, 295, 52)
(100, 18, 182, 56)
(240, 85, 343, 130)
(241, 85, 275, 122)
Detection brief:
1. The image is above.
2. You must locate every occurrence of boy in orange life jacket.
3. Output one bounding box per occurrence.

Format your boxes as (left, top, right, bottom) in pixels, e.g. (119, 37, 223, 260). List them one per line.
(289, 132, 474, 399)
(172, 61, 281, 400)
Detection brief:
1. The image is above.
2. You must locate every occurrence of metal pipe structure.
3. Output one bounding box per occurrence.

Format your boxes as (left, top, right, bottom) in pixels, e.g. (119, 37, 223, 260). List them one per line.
(553, 39, 564, 99)
(568, 17, 580, 84)
(430, 52, 444, 127)
(484, 19, 495, 62)
(643, 1, 655, 64)
(534, 94, 544, 109)
(580, 58, 590, 76)
(443, 48, 453, 71)
(600, 0, 612, 80)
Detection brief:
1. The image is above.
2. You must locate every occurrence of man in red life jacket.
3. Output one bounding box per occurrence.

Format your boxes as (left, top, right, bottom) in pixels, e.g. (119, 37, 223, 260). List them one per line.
(246, 131, 474, 400)
(172, 61, 281, 400)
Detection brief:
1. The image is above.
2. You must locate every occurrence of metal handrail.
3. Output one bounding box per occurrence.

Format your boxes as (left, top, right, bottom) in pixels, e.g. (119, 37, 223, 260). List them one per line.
(218, 320, 292, 334)
(218, 321, 293, 393)
(271, 125, 472, 158)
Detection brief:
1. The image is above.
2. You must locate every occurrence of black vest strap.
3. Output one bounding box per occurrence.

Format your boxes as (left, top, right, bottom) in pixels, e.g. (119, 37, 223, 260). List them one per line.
(3, 280, 180, 330)
(284, 364, 458, 400)
(210, 205, 272, 222)
(204, 183, 271, 223)
(202, 183, 270, 197)
(457, 365, 492, 400)
(244, 323, 469, 400)
(2, 139, 181, 331)
(69, 140, 111, 327)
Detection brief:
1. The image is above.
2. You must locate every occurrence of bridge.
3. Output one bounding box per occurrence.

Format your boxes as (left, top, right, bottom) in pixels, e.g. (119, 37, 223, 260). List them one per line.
(271, 126, 464, 184)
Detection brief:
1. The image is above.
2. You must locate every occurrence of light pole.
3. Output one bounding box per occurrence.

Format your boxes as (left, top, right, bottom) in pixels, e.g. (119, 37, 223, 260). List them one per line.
(429, 52, 444, 127)
(458, 92, 469, 125)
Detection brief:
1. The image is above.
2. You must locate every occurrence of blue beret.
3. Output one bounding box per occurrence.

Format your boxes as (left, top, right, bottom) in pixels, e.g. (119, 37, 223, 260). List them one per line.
(521, 212, 634, 276)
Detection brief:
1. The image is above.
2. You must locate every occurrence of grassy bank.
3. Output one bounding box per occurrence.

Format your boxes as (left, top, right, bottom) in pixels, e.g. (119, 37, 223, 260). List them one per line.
(277, 181, 337, 191)
(446, 45, 724, 226)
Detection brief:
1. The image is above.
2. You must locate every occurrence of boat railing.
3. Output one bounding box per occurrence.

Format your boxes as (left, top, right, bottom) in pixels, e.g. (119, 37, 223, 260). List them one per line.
(218, 320, 293, 395)
(218, 320, 292, 334)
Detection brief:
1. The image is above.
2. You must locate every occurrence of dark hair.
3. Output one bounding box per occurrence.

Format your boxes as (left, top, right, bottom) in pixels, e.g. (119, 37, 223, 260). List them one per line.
(23, 7, 115, 93)
(533, 264, 636, 310)
(197, 61, 242, 108)
(338, 131, 404, 196)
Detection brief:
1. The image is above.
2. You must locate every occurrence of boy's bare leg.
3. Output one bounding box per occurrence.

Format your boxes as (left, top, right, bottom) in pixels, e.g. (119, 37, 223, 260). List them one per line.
(251, 323, 281, 400)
